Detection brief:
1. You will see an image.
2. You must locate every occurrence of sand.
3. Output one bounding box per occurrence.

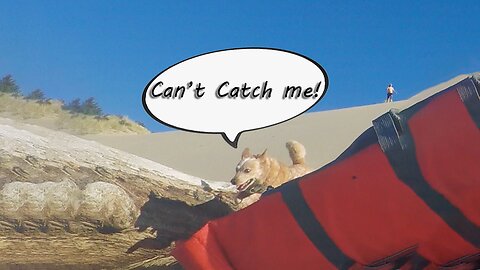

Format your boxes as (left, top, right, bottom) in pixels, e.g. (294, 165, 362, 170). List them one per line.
(83, 74, 470, 183)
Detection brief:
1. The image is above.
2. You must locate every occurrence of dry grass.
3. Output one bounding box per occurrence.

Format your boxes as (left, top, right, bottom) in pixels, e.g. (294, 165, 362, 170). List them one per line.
(0, 93, 149, 135)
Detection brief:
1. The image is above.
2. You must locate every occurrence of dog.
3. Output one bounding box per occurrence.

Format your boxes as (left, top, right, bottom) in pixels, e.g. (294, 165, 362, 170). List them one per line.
(230, 140, 311, 208)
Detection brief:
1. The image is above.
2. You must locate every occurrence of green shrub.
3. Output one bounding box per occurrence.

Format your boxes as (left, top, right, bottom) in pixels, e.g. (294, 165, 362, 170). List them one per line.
(0, 75, 21, 95)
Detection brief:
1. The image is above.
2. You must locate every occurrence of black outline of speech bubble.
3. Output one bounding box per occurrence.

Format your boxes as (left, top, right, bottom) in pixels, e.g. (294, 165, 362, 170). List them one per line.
(142, 47, 329, 148)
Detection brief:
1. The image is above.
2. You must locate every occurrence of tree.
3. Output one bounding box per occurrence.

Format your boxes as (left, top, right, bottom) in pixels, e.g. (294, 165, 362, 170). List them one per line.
(136, 121, 146, 127)
(63, 98, 82, 113)
(62, 97, 103, 116)
(81, 97, 102, 116)
(25, 89, 46, 101)
(0, 75, 21, 95)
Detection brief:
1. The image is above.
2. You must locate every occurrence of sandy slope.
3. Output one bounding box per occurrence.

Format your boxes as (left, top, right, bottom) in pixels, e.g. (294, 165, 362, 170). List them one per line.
(84, 74, 470, 183)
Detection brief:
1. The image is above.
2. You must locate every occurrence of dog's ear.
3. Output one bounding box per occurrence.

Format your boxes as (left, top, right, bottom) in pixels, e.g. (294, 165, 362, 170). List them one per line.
(256, 149, 268, 160)
(241, 148, 251, 159)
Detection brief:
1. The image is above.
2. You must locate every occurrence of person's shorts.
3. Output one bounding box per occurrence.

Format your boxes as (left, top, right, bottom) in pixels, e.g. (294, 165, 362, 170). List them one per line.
(387, 93, 393, 98)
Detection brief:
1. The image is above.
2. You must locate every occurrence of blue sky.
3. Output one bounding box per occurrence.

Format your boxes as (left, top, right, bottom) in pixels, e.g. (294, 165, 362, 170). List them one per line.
(1, 1, 479, 132)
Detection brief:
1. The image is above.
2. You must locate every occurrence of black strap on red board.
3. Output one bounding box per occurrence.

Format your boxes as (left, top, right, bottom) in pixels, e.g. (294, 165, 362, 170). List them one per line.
(457, 77, 480, 129)
(373, 107, 480, 248)
(275, 76, 480, 269)
(281, 182, 355, 270)
(409, 253, 430, 270)
(266, 128, 377, 269)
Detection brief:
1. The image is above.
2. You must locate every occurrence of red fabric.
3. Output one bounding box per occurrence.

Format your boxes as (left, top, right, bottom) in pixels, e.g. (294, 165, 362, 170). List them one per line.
(172, 223, 234, 270)
(299, 143, 476, 265)
(173, 84, 479, 269)
(409, 90, 480, 226)
(175, 192, 338, 270)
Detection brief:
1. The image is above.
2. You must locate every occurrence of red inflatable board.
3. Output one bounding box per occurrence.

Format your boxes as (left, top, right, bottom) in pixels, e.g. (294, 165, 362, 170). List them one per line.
(174, 76, 480, 270)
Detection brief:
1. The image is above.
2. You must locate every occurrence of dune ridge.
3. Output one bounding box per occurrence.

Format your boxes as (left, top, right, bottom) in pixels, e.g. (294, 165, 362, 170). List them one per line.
(84, 73, 474, 182)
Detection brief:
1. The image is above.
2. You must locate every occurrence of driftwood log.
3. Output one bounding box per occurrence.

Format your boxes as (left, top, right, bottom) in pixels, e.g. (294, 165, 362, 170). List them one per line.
(0, 121, 238, 269)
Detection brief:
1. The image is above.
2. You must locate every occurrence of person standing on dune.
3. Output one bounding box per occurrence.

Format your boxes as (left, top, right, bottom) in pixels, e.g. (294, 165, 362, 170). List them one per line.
(386, 83, 395, 102)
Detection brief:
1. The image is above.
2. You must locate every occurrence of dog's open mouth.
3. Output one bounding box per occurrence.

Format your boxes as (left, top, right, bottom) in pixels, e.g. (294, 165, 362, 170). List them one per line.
(237, 178, 255, 192)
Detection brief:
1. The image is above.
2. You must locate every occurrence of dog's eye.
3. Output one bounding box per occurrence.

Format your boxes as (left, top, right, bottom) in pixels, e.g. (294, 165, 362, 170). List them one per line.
(244, 168, 251, 173)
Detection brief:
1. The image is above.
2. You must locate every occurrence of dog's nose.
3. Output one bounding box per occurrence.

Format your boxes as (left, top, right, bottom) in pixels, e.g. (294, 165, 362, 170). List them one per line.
(230, 178, 236, 185)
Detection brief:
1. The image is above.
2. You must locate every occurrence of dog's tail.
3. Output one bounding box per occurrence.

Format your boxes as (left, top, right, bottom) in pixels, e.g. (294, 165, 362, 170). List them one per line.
(286, 140, 306, 165)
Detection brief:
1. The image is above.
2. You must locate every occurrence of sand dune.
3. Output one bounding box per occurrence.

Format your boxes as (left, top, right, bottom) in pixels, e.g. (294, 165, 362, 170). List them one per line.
(84, 74, 470, 183)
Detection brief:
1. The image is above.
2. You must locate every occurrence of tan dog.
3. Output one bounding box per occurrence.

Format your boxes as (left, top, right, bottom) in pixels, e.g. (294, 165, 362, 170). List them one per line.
(231, 140, 311, 207)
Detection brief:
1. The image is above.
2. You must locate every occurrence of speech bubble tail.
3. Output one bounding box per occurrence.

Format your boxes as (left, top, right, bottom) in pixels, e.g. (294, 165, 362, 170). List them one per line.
(221, 132, 241, 148)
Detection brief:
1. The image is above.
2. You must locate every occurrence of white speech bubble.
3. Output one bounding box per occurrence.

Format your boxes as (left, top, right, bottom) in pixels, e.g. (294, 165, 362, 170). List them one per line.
(142, 47, 328, 148)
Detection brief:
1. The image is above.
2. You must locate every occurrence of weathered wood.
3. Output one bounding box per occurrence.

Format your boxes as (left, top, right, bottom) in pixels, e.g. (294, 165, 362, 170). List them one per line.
(0, 122, 238, 269)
